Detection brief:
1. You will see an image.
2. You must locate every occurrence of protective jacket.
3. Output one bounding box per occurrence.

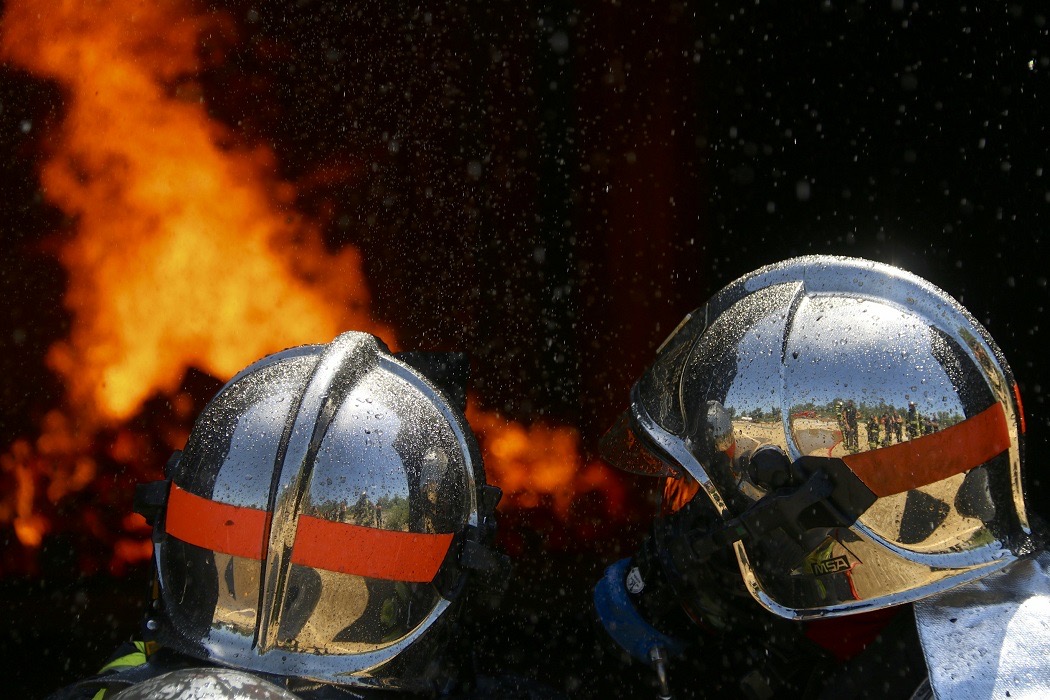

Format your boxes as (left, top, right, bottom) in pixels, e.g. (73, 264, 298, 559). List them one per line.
(916, 549, 1050, 699)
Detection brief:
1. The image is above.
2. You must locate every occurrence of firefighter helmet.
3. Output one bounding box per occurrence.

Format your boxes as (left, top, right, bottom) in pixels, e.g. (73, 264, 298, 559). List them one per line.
(111, 668, 301, 700)
(601, 256, 1031, 619)
(137, 332, 502, 692)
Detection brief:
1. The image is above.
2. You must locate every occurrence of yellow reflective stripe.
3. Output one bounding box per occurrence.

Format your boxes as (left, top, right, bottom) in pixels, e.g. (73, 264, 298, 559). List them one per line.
(88, 641, 154, 699)
(97, 650, 147, 673)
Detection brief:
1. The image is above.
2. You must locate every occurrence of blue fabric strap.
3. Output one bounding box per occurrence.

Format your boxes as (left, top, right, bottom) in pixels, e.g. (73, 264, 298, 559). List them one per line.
(593, 558, 685, 664)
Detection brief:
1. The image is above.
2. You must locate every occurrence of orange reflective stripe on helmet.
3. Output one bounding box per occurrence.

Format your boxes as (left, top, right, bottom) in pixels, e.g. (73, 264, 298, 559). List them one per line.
(294, 515, 452, 583)
(165, 483, 269, 560)
(165, 483, 452, 582)
(841, 402, 1011, 497)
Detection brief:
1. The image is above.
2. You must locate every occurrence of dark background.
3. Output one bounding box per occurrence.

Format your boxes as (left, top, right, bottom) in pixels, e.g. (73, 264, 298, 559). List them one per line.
(2, 1, 1048, 697)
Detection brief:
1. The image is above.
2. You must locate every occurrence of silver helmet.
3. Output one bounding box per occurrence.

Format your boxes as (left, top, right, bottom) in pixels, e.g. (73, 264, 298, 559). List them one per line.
(111, 668, 302, 700)
(602, 256, 1032, 619)
(135, 332, 503, 692)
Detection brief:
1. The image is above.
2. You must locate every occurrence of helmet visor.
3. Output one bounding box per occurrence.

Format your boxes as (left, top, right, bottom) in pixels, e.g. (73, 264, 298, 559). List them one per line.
(600, 409, 681, 478)
(600, 310, 714, 479)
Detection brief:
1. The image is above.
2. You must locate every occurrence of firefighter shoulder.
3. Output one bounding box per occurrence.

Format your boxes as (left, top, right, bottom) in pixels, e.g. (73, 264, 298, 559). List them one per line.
(49, 332, 512, 700)
(593, 256, 1048, 699)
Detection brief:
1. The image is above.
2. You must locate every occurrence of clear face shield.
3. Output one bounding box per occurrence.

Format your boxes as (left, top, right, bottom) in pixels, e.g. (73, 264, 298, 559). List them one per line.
(601, 257, 1029, 620)
(600, 311, 718, 482)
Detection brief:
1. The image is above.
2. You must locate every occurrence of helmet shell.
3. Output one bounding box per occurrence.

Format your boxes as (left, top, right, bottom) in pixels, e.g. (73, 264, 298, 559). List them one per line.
(611, 256, 1030, 618)
(112, 668, 301, 700)
(149, 332, 485, 690)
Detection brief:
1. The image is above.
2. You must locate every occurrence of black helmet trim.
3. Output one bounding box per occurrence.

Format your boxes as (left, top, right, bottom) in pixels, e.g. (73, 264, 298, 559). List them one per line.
(164, 482, 456, 582)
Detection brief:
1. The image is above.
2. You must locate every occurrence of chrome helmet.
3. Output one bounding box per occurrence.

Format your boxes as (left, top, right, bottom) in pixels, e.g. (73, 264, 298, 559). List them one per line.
(135, 332, 503, 692)
(602, 256, 1032, 619)
(112, 668, 302, 700)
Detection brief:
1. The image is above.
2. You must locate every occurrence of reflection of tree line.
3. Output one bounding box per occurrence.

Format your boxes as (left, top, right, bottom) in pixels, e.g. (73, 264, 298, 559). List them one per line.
(313, 494, 410, 531)
(728, 401, 963, 453)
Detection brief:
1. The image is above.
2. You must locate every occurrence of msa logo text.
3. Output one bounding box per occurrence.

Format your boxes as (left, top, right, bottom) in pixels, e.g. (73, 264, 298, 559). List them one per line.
(811, 555, 851, 576)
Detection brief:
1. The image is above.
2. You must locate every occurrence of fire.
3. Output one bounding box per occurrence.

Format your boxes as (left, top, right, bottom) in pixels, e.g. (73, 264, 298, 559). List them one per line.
(0, 0, 383, 569)
(0, 0, 624, 575)
(467, 405, 625, 519)
(0, 0, 381, 422)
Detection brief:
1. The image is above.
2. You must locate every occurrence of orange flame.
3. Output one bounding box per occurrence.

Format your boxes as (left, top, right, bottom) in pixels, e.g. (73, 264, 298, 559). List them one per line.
(1, 0, 382, 422)
(0, 0, 385, 568)
(466, 405, 625, 519)
(0, 0, 624, 574)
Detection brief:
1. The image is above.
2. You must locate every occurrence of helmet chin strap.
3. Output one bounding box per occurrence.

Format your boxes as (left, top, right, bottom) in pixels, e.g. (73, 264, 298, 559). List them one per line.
(668, 453, 878, 573)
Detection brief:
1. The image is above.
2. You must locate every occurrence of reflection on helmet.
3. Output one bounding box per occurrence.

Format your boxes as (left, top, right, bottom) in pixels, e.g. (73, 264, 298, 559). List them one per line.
(111, 668, 301, 700)
(602, 256, 1031, 619)
(137, 332, 502, 692)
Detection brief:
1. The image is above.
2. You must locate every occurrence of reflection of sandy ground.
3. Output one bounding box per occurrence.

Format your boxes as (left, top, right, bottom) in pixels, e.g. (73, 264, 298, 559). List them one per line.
(731, 417, 845, 457)
(212, 554, 398, 654)
(862, 472, 983, 553)
(213, 552, 262, 634)
(291, 569, 372, 653)
(792, 417, 843, 457)
(731, 419, 785, 450)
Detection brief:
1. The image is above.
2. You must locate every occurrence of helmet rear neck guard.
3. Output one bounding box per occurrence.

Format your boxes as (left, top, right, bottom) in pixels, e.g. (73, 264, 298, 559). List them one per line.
(603, 256, 1032, 620)
(137, 332, 505, 691)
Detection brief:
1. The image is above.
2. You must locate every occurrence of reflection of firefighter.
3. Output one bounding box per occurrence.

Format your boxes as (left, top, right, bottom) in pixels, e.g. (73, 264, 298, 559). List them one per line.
(892, 412, 903, 443)
(842, 400, 859, 451)
(866, 414, 880, 449)
(881, 413, 892, 447)
(351, 491, 373, 525)
(907, 402, 920, 439)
